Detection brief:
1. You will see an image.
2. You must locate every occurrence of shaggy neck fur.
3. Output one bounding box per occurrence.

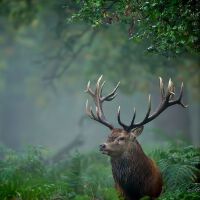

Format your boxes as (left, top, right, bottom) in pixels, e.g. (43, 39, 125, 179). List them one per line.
(111, 140, 153, 200)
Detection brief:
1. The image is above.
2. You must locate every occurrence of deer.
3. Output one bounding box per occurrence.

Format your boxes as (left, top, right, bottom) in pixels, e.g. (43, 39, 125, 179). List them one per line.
(85, 75, 187, 200)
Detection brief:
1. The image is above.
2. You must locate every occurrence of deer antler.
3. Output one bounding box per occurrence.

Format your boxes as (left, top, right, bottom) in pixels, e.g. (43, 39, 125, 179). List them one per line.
(117, 77, 188, 131)
(85, 75, 120, 130)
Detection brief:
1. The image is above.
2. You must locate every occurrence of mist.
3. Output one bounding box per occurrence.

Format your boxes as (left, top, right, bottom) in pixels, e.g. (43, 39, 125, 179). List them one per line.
(0, 3, 199, 157)
(0, 1, 199, 200)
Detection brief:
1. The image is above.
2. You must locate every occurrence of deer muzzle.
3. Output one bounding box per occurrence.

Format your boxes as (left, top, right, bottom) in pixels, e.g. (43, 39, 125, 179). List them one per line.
(99, 143, 110, 155)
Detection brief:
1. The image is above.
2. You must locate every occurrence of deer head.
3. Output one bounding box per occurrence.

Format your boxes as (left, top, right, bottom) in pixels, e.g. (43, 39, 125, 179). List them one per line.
(85, 75, 187, 157)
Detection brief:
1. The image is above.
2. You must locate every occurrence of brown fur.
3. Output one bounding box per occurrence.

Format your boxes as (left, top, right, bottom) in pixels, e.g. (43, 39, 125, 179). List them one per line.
(102, 128, 163, 200)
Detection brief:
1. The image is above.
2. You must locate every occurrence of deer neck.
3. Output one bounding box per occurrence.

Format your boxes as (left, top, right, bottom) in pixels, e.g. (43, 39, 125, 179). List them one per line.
(110, 140, 152, 196)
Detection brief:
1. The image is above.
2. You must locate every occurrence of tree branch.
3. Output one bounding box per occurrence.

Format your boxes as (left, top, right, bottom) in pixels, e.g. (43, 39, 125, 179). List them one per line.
(43, 29, 97, 82)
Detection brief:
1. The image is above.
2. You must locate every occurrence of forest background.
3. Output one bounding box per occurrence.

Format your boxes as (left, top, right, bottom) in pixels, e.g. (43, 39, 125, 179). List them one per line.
(0, 1, 199, 200)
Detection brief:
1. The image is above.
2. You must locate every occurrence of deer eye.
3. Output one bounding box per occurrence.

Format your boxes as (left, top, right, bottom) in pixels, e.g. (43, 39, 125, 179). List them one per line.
(118, 137, 125, 141)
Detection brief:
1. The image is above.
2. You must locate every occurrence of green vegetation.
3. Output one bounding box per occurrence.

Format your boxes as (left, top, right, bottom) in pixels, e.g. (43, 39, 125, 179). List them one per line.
(1, 0, 199, 56)
(71, 0, 200, 55)
(0, 2, 199, 199)
(0, 144, 199, 200)
(151, 145, 200, 199)
(0, 0, 199, 100)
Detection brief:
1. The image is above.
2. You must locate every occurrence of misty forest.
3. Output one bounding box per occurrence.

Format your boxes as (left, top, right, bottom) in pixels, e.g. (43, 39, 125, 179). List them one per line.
(0, 1, 200, 200)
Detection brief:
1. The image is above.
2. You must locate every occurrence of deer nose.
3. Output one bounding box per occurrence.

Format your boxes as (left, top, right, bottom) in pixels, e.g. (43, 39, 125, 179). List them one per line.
(99, 143, 106, 150)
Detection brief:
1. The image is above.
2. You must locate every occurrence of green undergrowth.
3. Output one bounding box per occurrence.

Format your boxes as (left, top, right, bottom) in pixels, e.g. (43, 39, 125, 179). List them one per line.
(0, 143, 199, 200)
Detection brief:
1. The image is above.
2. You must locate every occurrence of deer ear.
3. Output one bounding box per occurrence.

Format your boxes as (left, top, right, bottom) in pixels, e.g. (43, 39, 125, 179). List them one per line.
(130, 126, 144, 140)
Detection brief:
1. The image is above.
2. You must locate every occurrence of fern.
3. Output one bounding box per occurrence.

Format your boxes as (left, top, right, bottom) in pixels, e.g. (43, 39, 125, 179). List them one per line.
(0, 144, 199, 200)
(150, 144, 200, 200)
(162, 164, 198, 190)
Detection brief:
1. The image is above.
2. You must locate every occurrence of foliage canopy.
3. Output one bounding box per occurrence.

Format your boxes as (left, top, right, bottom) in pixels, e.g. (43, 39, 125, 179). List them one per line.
(0, 1, 199, 101)
(71, 0, 200, 56)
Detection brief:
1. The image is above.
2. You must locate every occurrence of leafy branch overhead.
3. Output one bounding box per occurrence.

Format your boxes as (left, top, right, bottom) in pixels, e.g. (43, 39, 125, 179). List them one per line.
(0, 0, 199, 100)
(70, 0, 200, 55)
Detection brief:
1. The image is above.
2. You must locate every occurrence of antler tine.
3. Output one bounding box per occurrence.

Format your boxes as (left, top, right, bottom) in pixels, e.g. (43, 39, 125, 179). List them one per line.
(143, 94, 152, 121)
(86, 99, 112, 129)
(85, 75, 117, 130)
(169, 82, 188, 108)
(159, 77, 165, 100)
(117, 106, 128, 129)
(85, 99, 91, 117)
(102, 81, 120, 101)
(178, 82, 188, 108)
(96, 75, 103, 97)
(130, 107, 136, 128)
(86, 100, 95, 119)
(117, 77, 188, 131)
(126, 95, 151, 131)
(96, 106, 101, 119)
(117, 106, 138, 131)
(100, 80, 106, 98)
(178, 82, 184, 100)
(90, 107, 97, 119)
(167, 78, 175, 101)
(85, 80, 95, 97)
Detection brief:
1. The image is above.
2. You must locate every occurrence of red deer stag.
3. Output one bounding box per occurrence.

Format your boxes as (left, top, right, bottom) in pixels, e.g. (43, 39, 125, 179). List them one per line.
(85, 75, 187, 200)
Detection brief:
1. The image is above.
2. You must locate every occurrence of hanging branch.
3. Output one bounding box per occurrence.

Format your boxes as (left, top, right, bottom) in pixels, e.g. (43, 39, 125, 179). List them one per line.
(43, 29, 97, 82)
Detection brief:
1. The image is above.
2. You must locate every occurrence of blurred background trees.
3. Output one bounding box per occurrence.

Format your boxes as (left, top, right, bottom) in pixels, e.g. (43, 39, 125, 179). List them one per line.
(0, 0, 199, 151)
